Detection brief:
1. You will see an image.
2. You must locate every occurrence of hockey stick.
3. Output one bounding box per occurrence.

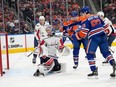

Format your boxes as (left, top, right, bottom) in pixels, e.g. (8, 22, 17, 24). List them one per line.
(27, 45, 44, 58)
(109, 47, 114, 53)
(27, 47, 38, 57)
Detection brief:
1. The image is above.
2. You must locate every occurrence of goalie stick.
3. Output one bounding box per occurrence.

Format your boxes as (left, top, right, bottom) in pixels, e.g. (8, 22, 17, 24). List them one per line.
(26, 45, 43, 58)
(109, 47, 114, 53)
(27, 47, 38, 57)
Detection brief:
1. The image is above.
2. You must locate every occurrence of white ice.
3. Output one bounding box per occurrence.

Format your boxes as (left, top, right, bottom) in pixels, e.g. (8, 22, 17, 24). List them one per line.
(0, 47, 116, 87)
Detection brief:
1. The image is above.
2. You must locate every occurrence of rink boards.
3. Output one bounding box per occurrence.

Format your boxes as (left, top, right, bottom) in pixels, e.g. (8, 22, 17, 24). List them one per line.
(1, 33, 116, 54)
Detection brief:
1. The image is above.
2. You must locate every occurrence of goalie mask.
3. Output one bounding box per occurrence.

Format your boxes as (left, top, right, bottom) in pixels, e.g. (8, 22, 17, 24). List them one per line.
(46, 25, 53, 35)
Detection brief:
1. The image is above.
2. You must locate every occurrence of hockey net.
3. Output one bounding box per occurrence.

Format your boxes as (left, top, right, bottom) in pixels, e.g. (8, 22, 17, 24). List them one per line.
(0, 32, 9, 76)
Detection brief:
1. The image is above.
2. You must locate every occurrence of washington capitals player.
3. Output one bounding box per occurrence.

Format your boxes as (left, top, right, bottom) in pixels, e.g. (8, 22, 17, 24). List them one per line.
(97, 11, 116, 64)
(33, 16, 49, 64)
(75, 6, 116, 78)
(33, 25, 64, 76)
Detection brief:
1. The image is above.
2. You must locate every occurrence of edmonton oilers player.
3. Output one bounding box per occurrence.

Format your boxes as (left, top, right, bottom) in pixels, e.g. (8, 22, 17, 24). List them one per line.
(68, 11, 88, 69)
(75, 6, 116, 78)
(60, 11, 88, 69)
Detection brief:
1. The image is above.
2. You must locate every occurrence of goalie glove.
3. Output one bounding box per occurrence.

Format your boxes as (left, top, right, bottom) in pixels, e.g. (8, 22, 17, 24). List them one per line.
(59, 46, 71, 56)
(58, 46, 64, 53)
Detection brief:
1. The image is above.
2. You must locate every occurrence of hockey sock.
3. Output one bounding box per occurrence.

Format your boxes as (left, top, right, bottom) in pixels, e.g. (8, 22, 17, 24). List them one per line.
(73, 57, 78, 65)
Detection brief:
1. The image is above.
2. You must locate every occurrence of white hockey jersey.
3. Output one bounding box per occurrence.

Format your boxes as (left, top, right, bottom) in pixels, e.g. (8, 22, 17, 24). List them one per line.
(34, 22, 49, 42)
(40, 36, 64, 58)
(104, 18, 115, 36)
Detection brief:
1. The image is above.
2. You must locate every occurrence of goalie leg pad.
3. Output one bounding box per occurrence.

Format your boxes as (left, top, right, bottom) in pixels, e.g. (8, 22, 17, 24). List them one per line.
(60, 63, 66, 72)
(38, 65, 45, 75)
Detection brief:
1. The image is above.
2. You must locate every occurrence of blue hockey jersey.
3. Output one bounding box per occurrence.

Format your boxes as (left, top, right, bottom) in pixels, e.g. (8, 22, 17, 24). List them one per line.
(76, 15, 106, 39)
(59, 19, 82, 36)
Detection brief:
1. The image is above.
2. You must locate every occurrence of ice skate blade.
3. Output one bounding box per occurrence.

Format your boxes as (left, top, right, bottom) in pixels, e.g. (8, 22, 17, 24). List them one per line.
(87, 76, 99, 79)
(53, 70, 61, 74)
(46, 71, 61, 76)
(102, 63, 109, 66)
(110, 76, 116, 79)
(73, 67, 78, 70)
(110, 74, 116, 77)
(73, 65, 78, 69)
(33, 73, 45, 77)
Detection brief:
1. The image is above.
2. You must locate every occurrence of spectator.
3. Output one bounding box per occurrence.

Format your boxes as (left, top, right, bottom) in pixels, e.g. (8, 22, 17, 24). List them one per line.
(22, 23, 31, 34)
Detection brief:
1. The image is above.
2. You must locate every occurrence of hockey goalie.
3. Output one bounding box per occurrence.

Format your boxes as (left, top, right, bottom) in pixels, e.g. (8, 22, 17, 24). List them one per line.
(33, 25, 69, 77)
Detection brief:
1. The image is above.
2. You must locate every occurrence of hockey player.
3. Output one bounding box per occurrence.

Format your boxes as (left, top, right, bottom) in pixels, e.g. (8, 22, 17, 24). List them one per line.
(97, 11, 116, 64)
(33, 25, 64, 76)
(69, 11, 89, 69)
(33, 16, 49, 64)
(59, 19, 73, 43)
(61, 11, 88, 69)
(75, 6, 116, 78)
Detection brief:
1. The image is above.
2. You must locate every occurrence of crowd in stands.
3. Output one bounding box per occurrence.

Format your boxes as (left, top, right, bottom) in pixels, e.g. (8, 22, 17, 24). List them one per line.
(0, 0, 116, 34)
(0, 2, 31, 34)
(102, 0, 116, 24)
(19, 0, 80, 30)
(0, 3, 4, 32)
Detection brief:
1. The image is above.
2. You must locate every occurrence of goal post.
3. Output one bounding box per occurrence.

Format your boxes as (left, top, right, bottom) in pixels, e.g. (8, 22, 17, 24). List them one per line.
(0, 32, 9, 76)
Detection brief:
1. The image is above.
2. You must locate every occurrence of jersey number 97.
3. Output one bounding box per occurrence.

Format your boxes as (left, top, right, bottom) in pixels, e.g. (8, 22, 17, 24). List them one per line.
(90, 19, 101, 27)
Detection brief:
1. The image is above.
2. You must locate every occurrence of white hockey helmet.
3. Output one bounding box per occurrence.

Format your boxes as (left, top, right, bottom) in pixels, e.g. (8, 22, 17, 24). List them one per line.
(97, 11, 104, 17)
(39, 16, 45, 20)
(46, 25, 53, 35)
(46, 25, 52, 31)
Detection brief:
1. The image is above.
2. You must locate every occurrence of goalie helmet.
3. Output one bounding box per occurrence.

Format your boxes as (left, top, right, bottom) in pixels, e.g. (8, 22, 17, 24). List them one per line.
(46, 25, 53, 31)
(97, 11, 104, 17)
(59, 46, 71, 56)
(46, 25, 54, 35)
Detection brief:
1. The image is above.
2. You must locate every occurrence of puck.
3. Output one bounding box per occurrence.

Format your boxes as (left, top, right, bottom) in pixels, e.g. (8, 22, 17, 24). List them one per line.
(2, 71, 5, 74)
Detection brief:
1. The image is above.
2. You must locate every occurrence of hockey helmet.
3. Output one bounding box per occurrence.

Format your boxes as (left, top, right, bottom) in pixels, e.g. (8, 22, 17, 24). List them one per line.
(46, 25, 54, 35)
(39, 16, 45, 20)
(97, 11, 104, 17)
(81, 6, 91, 13)
(46, 25, 53, 31)
(71, 11, 78, 17)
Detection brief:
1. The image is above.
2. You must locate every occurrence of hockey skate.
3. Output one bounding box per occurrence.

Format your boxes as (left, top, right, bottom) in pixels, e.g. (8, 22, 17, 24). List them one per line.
(32, 58, 36, 64)
(73, 65, 78, 69)
(110, 63, 116, 77)
(32, 54, 37, 64)
(87, 68, 98, 79)
(102, 60, 108, 66)
(33, 69, 45, 77)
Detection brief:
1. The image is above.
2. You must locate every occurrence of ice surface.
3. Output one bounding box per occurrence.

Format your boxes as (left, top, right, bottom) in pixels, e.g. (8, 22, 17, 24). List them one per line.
(0, 47, 116, 87)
